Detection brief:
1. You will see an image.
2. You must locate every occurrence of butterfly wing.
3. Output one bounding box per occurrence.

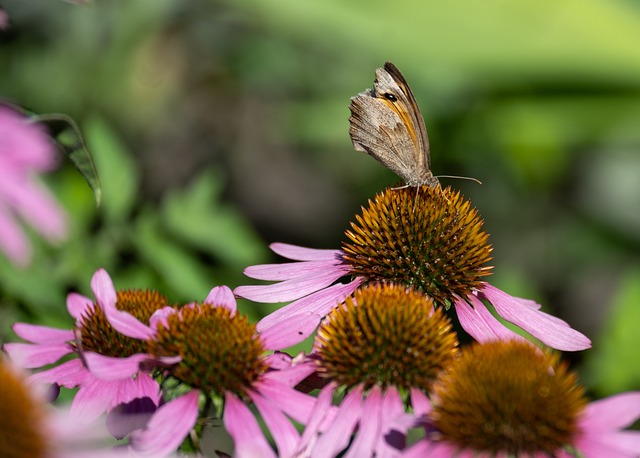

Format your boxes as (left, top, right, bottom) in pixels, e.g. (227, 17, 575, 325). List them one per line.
(348, 62, 437, 187)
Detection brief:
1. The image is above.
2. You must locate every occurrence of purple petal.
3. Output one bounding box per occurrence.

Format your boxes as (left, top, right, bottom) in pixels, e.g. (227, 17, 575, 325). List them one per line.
(67, 292, 94, 320)
(257, 280, 361, 331)
(260, 312, 322, 350)
(410, 388, 431, 416)
(28, 358, 89, 388)
(243, 260, 346, 281)
(580, 393, 640, 431)
(298, 383, 337, 455)
(249, 390, 299, 458)
(83, 352, 148, 381)
(0, 204, 30, 266)
(256, 378, 316, 424)
(482, 284, 592, 351)
(270, 243, 342, 261)
(377, 387, 405, 453)
(235, 268, 346, 303)
(106, 396, 158, 440)
(204, 285, 237, 311)
(12, 323, 74, 344)
(455, 294, 524, 343)
(313, 386, 363, 458)
(3, 342, 72, 368)
(91, 268, 117, 309)
(130, 390, 200, 456)
(263, 359, 317, 387)
(224, 392, 276, 458)
(148, 306, 176, 332)
(344, 386, 382, 458)
(71, 377, 121, 422)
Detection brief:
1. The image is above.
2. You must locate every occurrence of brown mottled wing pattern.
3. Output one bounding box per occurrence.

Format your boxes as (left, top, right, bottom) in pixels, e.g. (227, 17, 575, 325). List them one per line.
(348, 62, 437, 187)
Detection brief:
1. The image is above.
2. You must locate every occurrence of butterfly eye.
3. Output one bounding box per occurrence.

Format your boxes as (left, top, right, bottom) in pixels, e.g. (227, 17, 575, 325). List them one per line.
(383, 93, 397, 102)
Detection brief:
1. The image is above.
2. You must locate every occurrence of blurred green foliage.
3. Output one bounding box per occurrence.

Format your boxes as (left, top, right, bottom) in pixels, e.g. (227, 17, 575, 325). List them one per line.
(1, 0, 640, 395)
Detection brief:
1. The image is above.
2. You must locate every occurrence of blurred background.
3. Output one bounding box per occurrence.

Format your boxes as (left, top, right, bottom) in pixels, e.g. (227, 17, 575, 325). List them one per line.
(1, 0, 640, 397)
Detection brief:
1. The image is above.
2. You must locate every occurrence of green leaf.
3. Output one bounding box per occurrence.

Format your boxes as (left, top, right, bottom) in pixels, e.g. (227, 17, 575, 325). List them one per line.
(32, 113, 102, 207)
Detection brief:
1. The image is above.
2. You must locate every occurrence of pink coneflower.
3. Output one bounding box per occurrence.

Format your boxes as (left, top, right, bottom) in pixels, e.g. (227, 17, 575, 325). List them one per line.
(295, 283, 459, 457)
(0, 106, 67, 266)
(0, 355, 123, 458)
(236, 185, 591, 351)
(402, 340, 640, 457)
(4, 269, 164, 431)
(102, 282, 317, 457)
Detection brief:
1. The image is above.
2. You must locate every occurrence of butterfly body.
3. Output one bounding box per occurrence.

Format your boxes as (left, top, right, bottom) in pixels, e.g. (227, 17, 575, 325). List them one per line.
(349, 62, 439, 188)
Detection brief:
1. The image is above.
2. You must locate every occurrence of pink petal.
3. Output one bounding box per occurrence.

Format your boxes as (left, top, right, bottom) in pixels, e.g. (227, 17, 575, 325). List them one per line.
(3, 342, 72, 368)
(117, 372, 161, 406)
(29, 358, 89, 387)
(256, 378, 316, 424)
(580, 393, 640, 431)
(482, 284, 591, 351)
(410, 388, 431, 416)
(2, 176, 66, 240)
(313, 386, 363, 458)
(71, 377, 121, 421)
(298, 383, 338, 455)
(455, 294, 524, 343)
(270, 243, 342, 261)
(83, 352, 148, 381)
(148, 306, 176, 332)
(90, 268, 117, 308)
(130, 390, 200, 456)
(203, 285, 237, 312)
(344, 386, 382, 458)
(243, 260, 346, 281)
(377, 387, 405, 453)
(12, 323, 74, 344)
(575, 432, 640, 458)
(0, 202, 30, 266)
(263, 359, 317, 387)
(224, 392, 276, 458)
(249, 390, 300, 458)
(67, 292, 94, 320)
(257, 280, 361, 331)
(235, 268, 346, 303)
(260, 312, 322, 350)
(0, 108, 55, 168)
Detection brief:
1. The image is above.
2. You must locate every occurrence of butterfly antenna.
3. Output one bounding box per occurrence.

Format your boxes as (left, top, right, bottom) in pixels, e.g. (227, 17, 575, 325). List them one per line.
(435, 175, 483, 185)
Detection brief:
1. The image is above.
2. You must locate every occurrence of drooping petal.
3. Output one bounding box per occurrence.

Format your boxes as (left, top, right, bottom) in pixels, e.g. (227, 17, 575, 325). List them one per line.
(481, 284, 591, 351)
(0, 203, 30, 265)
(83, 352, 149, 381)
(12, 323, 74, 344)
(250, 389, 300, 458)
(235, 268, 347, 303)
(130, 390, 200, 456)
(270, 243, 342, 261)
(224, 392, 276, 458)
(263, 358, 317, 387)
(28, 358, 89, 388)
(579, 392, 640, 431)
(260, 312, 322, 350)
(3, 342, 72, 368)
(256, 378, 316, 425)
(257, 280, 361, 331)
(204, 285, 237, 312)
(244, 259, 346, 281)
(344, 386, 383, 458)
(377, 387, 405, 453)
(71, 376, 122, 422)
(298, 382, 337, 455)
(455, 294, 524, 343)
(312, 386, 363, 458)
(410, 388, 431, 416)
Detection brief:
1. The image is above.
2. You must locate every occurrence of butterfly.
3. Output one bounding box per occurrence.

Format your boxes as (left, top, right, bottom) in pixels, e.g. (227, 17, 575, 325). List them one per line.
(349, 62, 439, 188)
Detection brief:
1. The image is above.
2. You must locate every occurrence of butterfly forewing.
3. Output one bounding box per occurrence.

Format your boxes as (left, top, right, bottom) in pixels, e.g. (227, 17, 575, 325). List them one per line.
(348, 62, 438, 187)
